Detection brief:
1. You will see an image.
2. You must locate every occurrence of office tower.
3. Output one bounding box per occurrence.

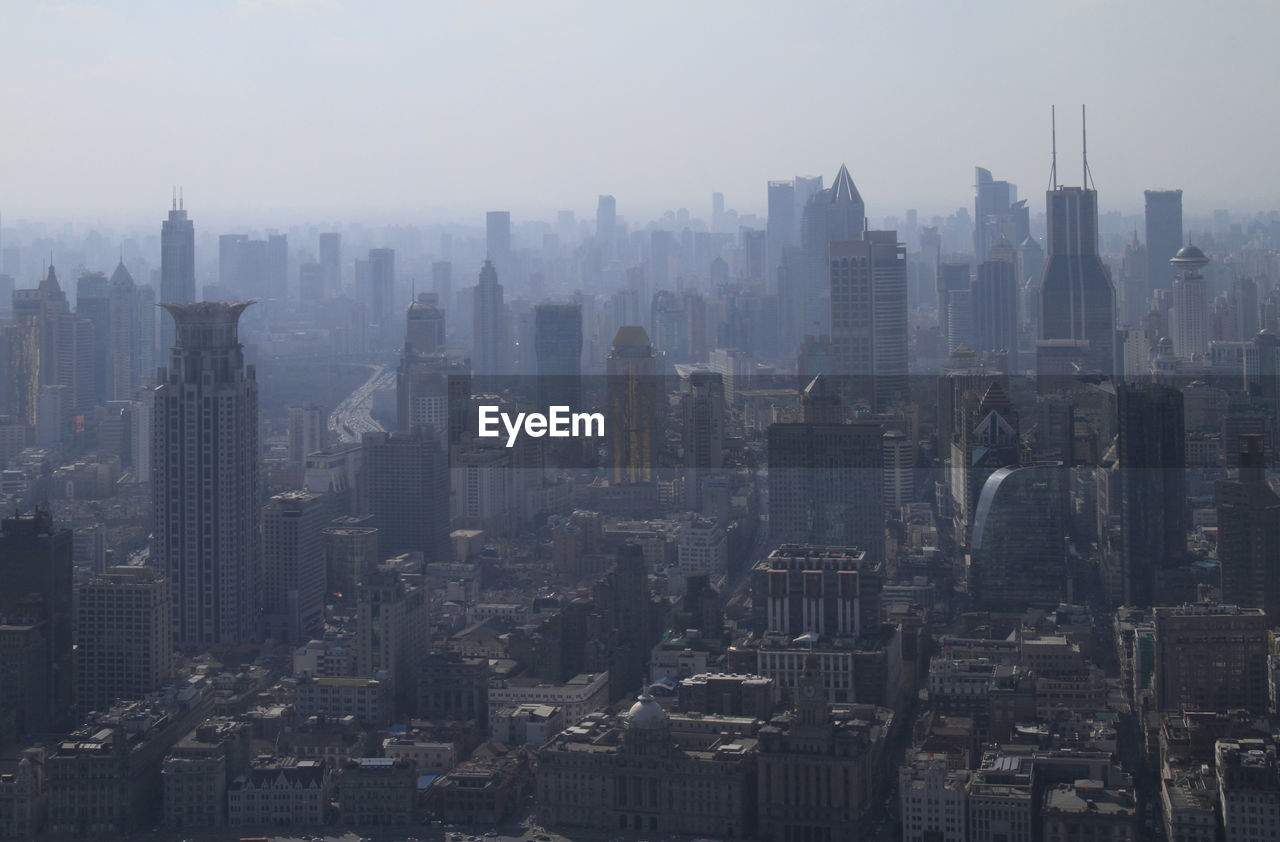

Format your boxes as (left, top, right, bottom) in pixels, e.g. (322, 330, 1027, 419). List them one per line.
(1017, 235, 1044, 326)
(936, 262, 969, 341)
(107, 260, 139, 401)
(287, 404, 327, 469)
(828, 230, 907, 410)
(472, 259, 508, 376)
(969, 465, 1068, 610)
(881, 428, 914, 512)
(1117, 381, 1186, 607)
(266, 234, 287, 301)
(534, 302, 583, 409)
(355, 565, 429, 717)
(793, 174, 824, 217)
(972, 255, 1019, 367)
(152, 302, 261, 648)
(75, 566, 172, 714)
(318, 232, 341, 299)
(323, 516, 378, 602)
(767, 376, 885, 558)
(396, 354, 468, 443)
(946, 288, 973, 353)
(973, 167, 1027, 261)
(1170, 244, 1209, 358)
(367, 248, 395, 332)
(76, 271, 110, 405)
(710, 192, 724, 233)
(6, 266, 66, 426)
(135, 283, 156, 386)
(0, 510, 74, 743)
(596, 195, 616, 254)
(766, 180, 796, 286)
(58, 310, 94, 414)
(486, 210, 512, 283)
(432, 261, 452, 309)
(405, 293, 445, 355)
(1216, 435, 1280, 618)
(607, 325, 664, 484)
(1154, 604, 1269, 712)
(261, 491, 327, 644)
(159, 194, 195, 351)
(793, 165, 866, 349)
(682, 371, 725, 509)
(361, 428, 449, 561)
(1145, 189, 1183, 294)
(1038, 184, 1116, 374)
(298, 261, 322, 302)
(948, 380, 1020, 548)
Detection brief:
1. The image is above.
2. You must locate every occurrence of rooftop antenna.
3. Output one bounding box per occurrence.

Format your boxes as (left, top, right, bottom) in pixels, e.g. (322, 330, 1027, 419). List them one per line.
(179, 186, 184, 211)
(1082, 105, 1095, 190)
(1049, 105, 1058, 191)
(172, 186, 177, 211)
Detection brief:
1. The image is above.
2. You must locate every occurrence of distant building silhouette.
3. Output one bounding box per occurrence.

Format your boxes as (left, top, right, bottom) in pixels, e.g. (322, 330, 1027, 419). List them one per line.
(159, 194, 195, 351)
(472, 259, 508, 376)
(1145, 189, 1183, 293)
(1216, 435, 1280, 618)
(1038, 183, 1116, 374)
(607, 325, 663, 484)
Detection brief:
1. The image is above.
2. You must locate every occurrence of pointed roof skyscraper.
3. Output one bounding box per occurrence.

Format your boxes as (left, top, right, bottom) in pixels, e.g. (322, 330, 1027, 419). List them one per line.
(830, 164, 863, 206)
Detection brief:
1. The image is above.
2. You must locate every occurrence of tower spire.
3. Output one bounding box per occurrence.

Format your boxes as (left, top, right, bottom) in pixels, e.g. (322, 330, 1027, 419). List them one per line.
(172, 186, 177, 211)
(1082, 104, 1094, 190)
(179, 186, 184, 211)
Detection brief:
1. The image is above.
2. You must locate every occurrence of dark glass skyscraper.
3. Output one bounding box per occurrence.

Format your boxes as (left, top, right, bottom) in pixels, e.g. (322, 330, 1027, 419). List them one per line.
(1038, 186, 1116, 374)
(1117, 381, 1186, 607)
(1144, 189, 1183, 293)
(1216, 435, 1280, 618)
(534, 301, 583, 408)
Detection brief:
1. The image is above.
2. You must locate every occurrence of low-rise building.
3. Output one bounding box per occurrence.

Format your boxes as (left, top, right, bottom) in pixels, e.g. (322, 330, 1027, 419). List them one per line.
(488, 671, 609, 725)
(382, 736, 457, 775)
(340, 756, 417, 828)
(1042, 779, 1136, 842)
(899, 751, 968, 842)
(491, 704, 563, 746)
(227, 757, 327, 827)
(295, 676, 389, 727)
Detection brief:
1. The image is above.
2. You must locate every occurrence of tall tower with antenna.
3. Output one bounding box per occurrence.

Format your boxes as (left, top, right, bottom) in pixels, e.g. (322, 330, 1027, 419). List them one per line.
(1037, 106, 1116, 375)
(159, 188, 196, 352)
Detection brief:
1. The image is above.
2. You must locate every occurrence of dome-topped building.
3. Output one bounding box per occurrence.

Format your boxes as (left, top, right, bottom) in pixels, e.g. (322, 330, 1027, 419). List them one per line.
(626, 693, 668, 730)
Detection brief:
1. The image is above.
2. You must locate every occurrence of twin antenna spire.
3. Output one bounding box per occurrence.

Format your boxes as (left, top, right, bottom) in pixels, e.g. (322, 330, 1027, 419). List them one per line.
(171, 186, 184, 211)
(1049, 105, 1095, 191)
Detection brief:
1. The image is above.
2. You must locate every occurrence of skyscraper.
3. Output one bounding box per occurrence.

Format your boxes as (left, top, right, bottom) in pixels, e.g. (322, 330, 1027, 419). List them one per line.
(1038, 186, 1116, 374)
(159, 194, 196, 351)
(1216, 435, 1280, 619)
(107, 260, 139, 401)
(607, 325, 663, 484)
(1145, 189, 1183, 294)
(486, 210, 512, 284)
(969, 465, 1068, 610)
(828, 230, 907, 409)
(472, 259, 508, 376)
(596, 196, 616, 257)
(973, 167, 1028, 261)
(796, 164, 866, 349)
(972, 253, 1019, 368)
(0, 509, 74, 743)
(361, 428, 450, 561)
(76, 271, 111, 406)
(1170, 244, 1209, 358)
(534, 302, 583, 408)
(368, 247, 396, 333)
(152, 302, 261, 647)
(318, 232, 341, 299)
(261, 491, 327, 644)
(766, 180, 796, 289)
(266, 234, 288, 301)
(1117, 381, 1186, 607)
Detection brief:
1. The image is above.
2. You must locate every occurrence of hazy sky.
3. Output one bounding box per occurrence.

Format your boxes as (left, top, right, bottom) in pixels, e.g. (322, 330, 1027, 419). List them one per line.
(4, 0, 1279, 224)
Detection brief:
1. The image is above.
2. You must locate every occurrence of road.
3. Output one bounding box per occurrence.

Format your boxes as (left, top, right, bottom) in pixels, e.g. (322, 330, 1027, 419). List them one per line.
(330, 364, 393, 443)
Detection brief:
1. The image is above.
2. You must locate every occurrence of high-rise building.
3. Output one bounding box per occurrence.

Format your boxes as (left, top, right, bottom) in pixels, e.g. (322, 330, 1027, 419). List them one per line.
(1145, 189, 1183, 294)
(75, 565, 172, 714)
(361, 428, 450, 561)
(298, 261, 323, 302)
(318, 232, 341, 299)
(1154, 604, 1269, 712)
(1038, 184, 1116, 374)
(368, 248, 396, 333)
(0, 510, 74, 744)
(596, 195, 616, 257)
(6, 265, 67, 426)
(355, 564, 429, 717)
(972, 255, 1018, 368)
(1216, 435, 1280, 618)
(534, 302, 583, 408)
(152, 302, 261, 647)
(795, 165, 866, 351)
(1117, 381, 1186, 607)
(107, 260, 140, 401)
(969, 465, 1068, 610)
(486, 210, 512, 284)
(829, 230, 907, 409)
(261, 491, 327, 644)
(681, 371, 725, 510)
(1170, 244, 1209, 358)
(287, 404, 328, 469)
(767, 376, 885, 559)
(159, 195, 196, 351)
(767, 180, 797, 288)
(973, 167, 1029, 262)
(607, 325, 663, 484)
(472, 259, 508, 377)
(405, 293, 445, 355)
(266, 234, 288, 301)
(76, 271, 111, 406)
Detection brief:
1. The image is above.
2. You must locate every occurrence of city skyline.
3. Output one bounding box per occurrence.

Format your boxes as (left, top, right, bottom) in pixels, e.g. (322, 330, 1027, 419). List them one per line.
(2, 1, 1279, 219)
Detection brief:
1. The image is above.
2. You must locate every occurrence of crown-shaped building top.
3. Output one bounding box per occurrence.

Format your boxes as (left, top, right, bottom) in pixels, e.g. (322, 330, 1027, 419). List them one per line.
(830, 164, 863, 205)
